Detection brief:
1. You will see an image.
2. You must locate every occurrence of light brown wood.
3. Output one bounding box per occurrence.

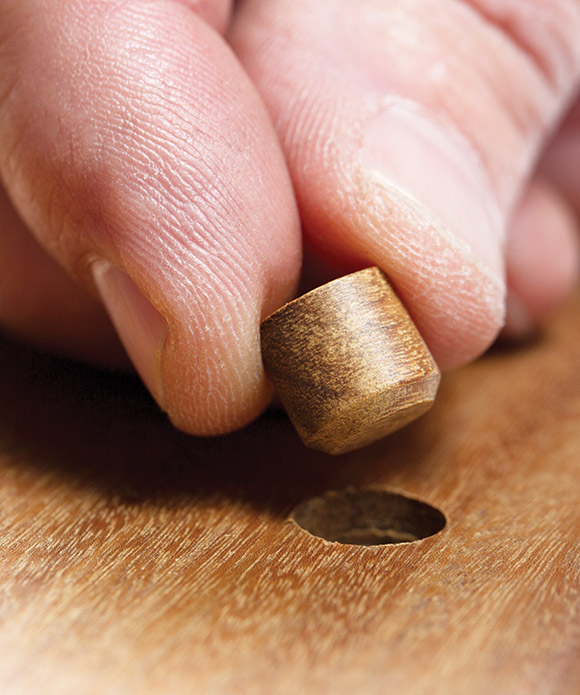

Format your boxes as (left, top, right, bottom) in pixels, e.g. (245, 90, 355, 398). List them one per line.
(1, 293, 580, 695)
(260, 267, 440, 454)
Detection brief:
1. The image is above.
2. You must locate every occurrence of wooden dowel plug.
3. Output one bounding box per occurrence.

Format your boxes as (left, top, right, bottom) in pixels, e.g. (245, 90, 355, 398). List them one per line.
(260, 267, 440, 455)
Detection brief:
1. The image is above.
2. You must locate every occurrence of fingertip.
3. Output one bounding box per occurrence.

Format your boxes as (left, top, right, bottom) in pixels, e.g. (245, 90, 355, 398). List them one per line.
(506, 179, 580, 332)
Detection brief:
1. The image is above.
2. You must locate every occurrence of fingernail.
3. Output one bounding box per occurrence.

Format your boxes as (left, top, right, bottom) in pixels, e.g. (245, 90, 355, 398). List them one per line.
(92, 260, 169, 406)
(362, 99, 504, 282)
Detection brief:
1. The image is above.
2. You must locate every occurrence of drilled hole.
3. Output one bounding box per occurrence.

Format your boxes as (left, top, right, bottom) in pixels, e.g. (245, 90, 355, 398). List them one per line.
(290, 488, 446, 546)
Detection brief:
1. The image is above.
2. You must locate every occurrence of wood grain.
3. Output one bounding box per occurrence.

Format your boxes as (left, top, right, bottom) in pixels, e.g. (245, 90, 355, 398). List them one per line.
(260, 267, 440, 454)
(1, 293, 579, 694)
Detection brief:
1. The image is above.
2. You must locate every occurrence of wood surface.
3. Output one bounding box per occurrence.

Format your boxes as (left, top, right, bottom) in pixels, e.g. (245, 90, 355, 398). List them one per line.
(1, 292, 579, 694)
(260, 267, 440, 454)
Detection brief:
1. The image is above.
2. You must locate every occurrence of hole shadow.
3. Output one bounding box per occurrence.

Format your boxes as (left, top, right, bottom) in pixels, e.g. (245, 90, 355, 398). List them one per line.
(290, 487, 446, 546)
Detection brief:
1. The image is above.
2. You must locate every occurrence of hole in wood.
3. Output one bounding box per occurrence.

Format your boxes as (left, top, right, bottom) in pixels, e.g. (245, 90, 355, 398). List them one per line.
(290, 488, 446, 546)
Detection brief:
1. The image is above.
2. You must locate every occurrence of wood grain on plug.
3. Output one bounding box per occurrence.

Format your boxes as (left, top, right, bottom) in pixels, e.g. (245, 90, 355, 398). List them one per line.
(260, 267, 440, 454)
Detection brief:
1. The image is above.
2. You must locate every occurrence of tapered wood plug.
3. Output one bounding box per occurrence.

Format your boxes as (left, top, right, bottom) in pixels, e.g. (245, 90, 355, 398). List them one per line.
(260, 267, 440, 455)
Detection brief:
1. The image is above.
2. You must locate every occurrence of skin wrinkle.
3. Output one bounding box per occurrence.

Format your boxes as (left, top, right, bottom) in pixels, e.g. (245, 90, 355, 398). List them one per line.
(119, 181, 263, 309)
(363, 96, 504, 250)
(62, 13, 280, 314)
(230, 0, 580, 368)
(417, 17, 549, 206)
(359, 183, 501, 292)
(85, 22, 282, 312)
(0, 0, 300, 433)
(1, 0, 578, 431)
(307, 89, 505, 312)
(172, 296, 259, 430)
(72, 19, 245, 207)
(122, 227, 258, 341)
(463, 0, 580, 90)
(352, 207, 505, 362)
(137, 223, 262, 418)
(236, 0, 559, 211)
(292, 84, 506, 362)
(127, 175, 259, 300)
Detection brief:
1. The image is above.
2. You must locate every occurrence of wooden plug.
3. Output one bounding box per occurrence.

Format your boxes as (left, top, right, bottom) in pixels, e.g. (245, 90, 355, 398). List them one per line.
(260, 267, 440, 455)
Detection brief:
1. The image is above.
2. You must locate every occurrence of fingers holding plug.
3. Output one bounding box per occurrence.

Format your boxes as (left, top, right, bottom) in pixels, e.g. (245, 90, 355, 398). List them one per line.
(231, 0, 580, 367)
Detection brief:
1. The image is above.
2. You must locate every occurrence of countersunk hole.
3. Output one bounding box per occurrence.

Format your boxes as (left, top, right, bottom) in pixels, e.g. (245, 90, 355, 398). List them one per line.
(289, 488, 446, 546)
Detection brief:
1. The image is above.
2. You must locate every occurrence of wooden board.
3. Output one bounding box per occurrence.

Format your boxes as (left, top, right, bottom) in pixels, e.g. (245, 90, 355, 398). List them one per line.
(0, 293, 579, 694)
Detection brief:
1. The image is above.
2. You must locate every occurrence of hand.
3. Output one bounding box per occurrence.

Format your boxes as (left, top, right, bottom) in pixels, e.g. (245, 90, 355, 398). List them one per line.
(0, 0, 578, 436)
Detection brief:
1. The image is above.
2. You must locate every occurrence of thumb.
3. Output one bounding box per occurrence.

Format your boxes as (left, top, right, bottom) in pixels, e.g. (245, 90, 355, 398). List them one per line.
(0, 0, 301, 434)
(232, 0, 580, 368)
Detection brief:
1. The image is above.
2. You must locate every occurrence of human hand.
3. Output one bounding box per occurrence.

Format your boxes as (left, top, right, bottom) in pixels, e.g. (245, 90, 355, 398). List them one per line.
(0, 0, 578, 436)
